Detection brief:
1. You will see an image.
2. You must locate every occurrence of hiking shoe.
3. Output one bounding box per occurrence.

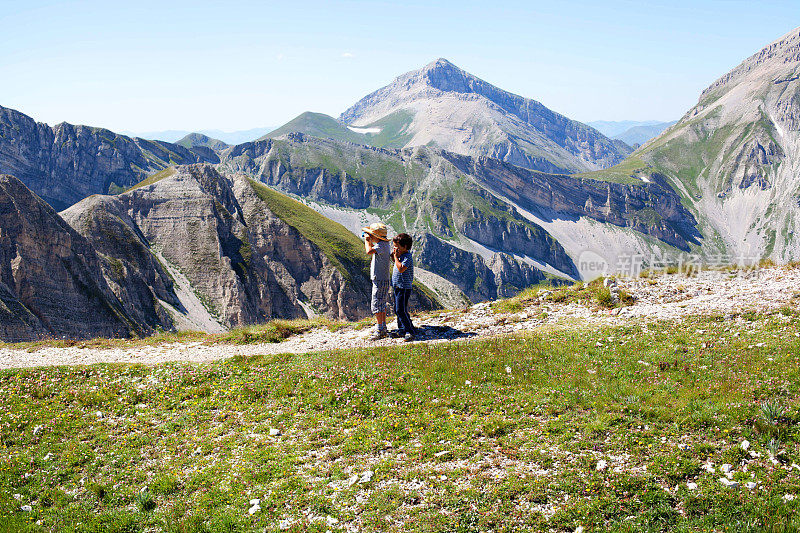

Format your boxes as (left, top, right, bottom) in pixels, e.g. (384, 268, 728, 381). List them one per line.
(369, 330, 388, 341)
(403, 333, 415, 342)
(390, 330, 405, 339)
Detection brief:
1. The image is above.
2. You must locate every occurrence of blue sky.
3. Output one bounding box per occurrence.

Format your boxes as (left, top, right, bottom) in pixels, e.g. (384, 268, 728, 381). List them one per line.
(1, 0, 798, 133)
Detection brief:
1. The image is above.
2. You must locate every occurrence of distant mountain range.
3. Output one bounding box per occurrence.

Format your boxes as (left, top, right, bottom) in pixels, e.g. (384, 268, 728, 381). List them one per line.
(122, 127, 276, 145)
(588, 120, 676, 147)
(2, 26, 800, 341)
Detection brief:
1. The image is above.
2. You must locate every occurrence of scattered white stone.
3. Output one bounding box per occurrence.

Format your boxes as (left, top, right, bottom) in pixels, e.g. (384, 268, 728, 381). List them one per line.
(439, 475, 447, 481)
(269, 428, 281, 436)
(248, 504, 261, 515)
(701, 462, 715, 473)
(13, 493, 21, 501)
(279, 519, 292, 530)
(575, 526, 585, 533)
(785, 494, 796, 502)
(347, 474, 359, 487)
(637, 360, 650, 366)
(741, 440, 750, 450)
(96, 411, 103, 418)
(465, 380, 472, 386)
(249, 498, 261, 506)
(326, 516, 339, 526)
(32, 425, 43, 436)
(43, 453, 52, 461)
(745, 482, 757, 489)
(21, 505, 32, 512)
(686, 482, 698, 490)
(505, 366, 512, 374)
(719, 478, 739, 488)
(720, 464, 733, 474)
(596, 460, 608, 471)
(359, 470, 374, 484)
(434, 450, 451, 458)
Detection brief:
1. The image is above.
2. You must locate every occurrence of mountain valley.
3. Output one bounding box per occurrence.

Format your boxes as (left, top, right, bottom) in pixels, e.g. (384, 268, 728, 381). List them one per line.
(2, 28, 800, 340)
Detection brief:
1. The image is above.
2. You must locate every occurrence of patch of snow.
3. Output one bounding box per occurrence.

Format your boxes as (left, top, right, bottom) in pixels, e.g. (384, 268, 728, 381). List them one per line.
(347, 126, 382, 134)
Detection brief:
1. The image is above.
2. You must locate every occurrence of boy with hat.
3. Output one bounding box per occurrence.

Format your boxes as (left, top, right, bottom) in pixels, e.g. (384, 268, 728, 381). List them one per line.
(362, 222, 391, 340)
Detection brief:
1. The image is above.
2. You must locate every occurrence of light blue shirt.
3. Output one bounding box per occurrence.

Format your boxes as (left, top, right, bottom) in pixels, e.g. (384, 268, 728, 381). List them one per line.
(370, 240, 391, 281)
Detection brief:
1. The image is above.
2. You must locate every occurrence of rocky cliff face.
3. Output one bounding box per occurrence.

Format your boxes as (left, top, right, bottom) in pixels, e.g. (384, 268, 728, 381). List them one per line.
(65, 164, 381, 329)
(0, 105, 218, 210)
(414, 234, 545, 302)
(0, 174, 139, 342)
(443, 153, 701, 252)
(337, 58, 630, 174)
(221, 134, 701, 279)
(60, 196, 181, 333)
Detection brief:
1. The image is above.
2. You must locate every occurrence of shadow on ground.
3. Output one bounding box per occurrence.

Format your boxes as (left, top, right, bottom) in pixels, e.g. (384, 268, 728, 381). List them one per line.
(415, 324, 477, 341)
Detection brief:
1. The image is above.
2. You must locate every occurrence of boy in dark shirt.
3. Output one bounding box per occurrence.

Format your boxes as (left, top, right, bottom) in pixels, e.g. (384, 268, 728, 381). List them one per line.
(390, 233, 416, 341)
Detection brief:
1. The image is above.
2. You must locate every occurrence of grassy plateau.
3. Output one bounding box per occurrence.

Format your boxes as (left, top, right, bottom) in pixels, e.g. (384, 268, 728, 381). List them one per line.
(1, 305, 800, 531)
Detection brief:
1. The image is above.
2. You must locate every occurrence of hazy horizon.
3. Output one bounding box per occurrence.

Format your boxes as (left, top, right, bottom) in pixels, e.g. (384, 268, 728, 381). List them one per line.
(2, 1, 798, 133)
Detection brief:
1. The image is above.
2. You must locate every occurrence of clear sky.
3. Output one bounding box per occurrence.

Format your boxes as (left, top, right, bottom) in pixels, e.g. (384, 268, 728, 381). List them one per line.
(1, 0, 798, 133)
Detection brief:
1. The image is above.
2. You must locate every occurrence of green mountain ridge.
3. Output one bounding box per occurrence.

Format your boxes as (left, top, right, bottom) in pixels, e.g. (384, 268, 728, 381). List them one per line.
(260, 110, 415, 149)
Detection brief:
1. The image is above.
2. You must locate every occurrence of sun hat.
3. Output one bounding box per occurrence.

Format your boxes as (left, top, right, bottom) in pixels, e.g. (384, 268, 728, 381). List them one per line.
(361, 222, 389, 241)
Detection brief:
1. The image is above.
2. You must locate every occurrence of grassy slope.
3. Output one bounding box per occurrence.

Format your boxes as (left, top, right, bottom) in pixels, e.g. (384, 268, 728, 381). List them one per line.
(261, 113, 362, 144)
(125, 167, 177, 192)
(246, 179, 370, 282)
(571, 156, 652, 185)
(1, 310, 800, 531)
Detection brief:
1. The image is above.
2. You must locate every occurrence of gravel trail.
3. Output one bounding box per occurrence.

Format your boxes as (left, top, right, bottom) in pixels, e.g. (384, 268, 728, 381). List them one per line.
(2, 266, 798, 369)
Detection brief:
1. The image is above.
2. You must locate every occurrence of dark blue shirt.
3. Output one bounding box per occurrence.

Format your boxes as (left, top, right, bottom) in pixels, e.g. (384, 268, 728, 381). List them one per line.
(391, 251, 414, 289)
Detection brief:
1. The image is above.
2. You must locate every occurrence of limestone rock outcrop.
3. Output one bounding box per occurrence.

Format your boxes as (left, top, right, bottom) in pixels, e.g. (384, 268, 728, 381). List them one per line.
(0, 174, 139, 341)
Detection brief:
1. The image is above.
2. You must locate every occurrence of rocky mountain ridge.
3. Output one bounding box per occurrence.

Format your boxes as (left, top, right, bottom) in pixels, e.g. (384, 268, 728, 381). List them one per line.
(220, 134, 699, 280)
(617, 26, 800, 263)
(0, 105, 219, 209)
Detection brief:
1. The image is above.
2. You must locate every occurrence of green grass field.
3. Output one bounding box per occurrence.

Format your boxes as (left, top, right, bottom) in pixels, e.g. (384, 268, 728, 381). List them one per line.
(1, 308, 800, 532)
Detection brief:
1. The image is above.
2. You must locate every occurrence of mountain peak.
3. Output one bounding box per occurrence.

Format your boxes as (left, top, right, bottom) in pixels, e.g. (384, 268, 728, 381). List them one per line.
(412, 58, 478, 93)
(421, 57, 458, 72)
